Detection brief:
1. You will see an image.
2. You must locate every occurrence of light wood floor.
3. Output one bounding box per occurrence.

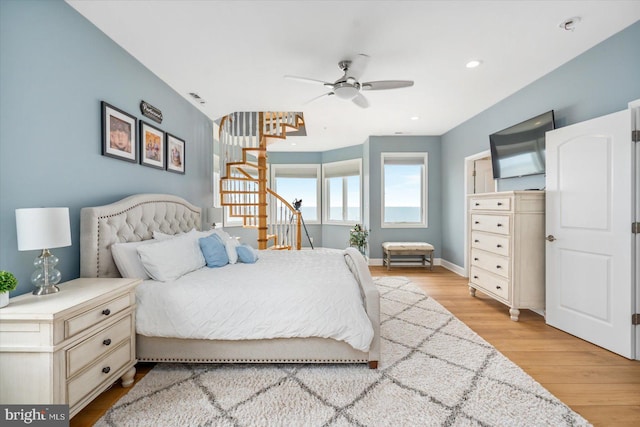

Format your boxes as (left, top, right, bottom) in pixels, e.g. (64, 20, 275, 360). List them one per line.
(71, 266, 640, 426)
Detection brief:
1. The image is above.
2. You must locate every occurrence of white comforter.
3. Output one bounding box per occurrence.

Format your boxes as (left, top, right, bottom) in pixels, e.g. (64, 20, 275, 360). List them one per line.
(135, 249, 374, 352)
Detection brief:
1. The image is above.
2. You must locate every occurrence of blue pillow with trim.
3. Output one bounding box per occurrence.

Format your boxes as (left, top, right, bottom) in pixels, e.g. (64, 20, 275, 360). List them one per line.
(199, 234, 229, 267)
(236, 244, 259, 264)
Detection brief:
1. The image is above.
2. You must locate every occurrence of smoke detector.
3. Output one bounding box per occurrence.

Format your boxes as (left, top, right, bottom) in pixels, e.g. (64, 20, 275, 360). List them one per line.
(559, 16, 581, 32)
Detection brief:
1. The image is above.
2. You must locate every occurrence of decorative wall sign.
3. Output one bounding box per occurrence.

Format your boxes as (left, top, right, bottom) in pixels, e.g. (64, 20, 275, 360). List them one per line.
(166, 133, 185, 174)
(140, 101, 163, 124)
(102, 101, 137, 163)
(139, 121, 165, 170)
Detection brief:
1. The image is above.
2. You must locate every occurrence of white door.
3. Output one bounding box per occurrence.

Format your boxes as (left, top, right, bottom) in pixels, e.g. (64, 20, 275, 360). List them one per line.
(474, 159, 494, 194)
(546, 109, 635, 359)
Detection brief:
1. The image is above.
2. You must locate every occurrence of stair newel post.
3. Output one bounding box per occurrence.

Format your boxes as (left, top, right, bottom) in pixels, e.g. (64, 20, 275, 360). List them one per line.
(257, 112, 268, 249)
(296, 212, 302, 250)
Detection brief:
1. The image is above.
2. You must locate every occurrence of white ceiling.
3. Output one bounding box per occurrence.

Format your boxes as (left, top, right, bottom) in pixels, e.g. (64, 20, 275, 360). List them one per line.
(66, 1, 640, 152)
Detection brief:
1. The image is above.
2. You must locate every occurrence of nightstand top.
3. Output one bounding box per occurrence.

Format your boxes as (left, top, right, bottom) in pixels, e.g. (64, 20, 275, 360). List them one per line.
(0, 278, 140, 320)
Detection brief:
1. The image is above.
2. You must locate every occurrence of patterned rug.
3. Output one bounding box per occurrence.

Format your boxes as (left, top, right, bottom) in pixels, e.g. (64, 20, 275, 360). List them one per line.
(96, 276, 590, 427)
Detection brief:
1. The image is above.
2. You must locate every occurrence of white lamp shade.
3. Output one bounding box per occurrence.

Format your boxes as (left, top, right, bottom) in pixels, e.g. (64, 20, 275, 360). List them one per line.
(206, 207, 224, 224)
(16, 207, 72, 251)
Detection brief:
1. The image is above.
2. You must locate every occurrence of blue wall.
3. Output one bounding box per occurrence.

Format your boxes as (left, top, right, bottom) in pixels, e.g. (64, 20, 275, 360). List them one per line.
(367, 136, 442, 260)
(0, 0, 214, 296)
(440, 21, 640, 269)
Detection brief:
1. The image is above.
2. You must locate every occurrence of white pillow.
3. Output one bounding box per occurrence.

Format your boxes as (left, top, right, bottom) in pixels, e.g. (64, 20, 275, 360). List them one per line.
(212, 229, 239, 264)
(111, 241, 153, 279)
(136, 233, 205, 281)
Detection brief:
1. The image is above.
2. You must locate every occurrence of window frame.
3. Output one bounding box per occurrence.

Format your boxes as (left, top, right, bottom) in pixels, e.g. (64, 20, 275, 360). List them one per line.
(270, 163, 321, 224)
(322, 158, 362, 225)
(380, 152, 428, 228)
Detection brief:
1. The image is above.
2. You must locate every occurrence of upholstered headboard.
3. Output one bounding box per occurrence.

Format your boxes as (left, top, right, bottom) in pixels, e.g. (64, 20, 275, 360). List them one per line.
(80, 194, 201, 278)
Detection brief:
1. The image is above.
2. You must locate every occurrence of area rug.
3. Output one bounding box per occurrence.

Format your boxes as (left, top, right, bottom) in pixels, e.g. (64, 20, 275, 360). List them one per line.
(96, 276, 590, 427)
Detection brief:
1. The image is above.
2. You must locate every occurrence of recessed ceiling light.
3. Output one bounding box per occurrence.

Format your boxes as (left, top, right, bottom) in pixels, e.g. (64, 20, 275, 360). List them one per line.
(466, 60, 482, 69)
(410, 116, 420, 121)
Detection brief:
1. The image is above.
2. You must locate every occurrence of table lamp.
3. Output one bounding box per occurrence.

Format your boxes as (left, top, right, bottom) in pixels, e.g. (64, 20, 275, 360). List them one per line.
(15, 207, 72, 295)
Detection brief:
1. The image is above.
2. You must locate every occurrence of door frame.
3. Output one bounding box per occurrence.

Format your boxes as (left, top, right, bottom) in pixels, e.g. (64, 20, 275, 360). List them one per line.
(630, 99, 640, 360)
(463, 150, 496, 276)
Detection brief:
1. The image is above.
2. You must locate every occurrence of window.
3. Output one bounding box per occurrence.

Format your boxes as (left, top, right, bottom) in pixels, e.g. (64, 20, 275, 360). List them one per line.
(323, 159, 361, 224)
(270, 164, 321, 223)
(381, 152, 428, 228)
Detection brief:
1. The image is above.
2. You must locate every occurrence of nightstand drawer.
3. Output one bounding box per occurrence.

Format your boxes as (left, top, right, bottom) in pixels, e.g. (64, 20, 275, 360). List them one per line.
(470, 266, 509, 300)
(469, 197, 511, 211)
(65, 294, 130, 339)
(67, 314, 133, 377)
(470, 248, 509, 278)
(471, 231, 510, 256)
(471, 214, 511, 235)
(67, 340, 132, 408)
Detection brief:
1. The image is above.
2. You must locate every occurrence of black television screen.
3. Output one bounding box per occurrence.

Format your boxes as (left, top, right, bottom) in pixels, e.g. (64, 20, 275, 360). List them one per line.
(489, 110, 555, 179)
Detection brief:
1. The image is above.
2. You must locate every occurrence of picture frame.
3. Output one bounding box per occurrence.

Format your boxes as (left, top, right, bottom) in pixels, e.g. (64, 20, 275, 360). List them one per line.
(101, 101, 137, 163)
(166, 133, 185, 174)
(139, 121, 165, 169)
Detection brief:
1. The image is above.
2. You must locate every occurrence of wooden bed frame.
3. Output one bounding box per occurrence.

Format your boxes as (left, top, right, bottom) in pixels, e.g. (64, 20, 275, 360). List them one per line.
(80, 193, 380, 368)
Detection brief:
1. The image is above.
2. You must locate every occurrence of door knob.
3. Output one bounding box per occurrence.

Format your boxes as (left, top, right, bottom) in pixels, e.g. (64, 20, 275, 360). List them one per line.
(546, 235, 556, 242)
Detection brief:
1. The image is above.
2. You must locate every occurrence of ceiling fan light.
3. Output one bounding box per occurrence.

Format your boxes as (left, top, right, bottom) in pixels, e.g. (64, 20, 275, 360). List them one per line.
(334, 83, 359, 99)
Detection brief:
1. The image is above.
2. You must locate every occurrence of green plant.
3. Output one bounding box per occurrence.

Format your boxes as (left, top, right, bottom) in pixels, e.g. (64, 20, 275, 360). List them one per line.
(0, 270, 18, 293)
(349, 224, 369, 255)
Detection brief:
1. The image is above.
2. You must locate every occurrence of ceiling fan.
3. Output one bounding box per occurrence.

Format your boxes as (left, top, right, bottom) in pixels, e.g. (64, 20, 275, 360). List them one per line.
(285, 54, 414, 108)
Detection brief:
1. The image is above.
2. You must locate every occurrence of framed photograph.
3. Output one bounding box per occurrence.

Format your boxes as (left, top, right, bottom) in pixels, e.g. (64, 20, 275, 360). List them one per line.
(166, 133, 185, 174)
(101, 101, 137, 163)
(139, 121, 165, 169)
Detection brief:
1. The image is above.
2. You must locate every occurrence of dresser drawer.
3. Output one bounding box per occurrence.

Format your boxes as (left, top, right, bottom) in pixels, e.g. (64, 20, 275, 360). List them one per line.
(470, 248, 510, 278)
(65, 294, 131, 339)
(469, 197, 511, 211)
(67, 340, 132, 408)
(470, 266, 509, 301)
(67, 314, 133, 377)
(471, 214, 511, 235)
(471, 231, 510, 256)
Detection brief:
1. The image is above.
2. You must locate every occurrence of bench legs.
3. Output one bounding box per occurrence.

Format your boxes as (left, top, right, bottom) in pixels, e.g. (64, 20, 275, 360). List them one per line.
(383, 249, 433, 271)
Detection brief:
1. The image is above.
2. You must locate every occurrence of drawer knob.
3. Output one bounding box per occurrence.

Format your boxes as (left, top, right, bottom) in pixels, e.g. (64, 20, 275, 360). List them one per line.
(473, 275, 478, 279)
(102, 309, 111, 316)
(474, 257, 479, 261)
(102, 366, 111, 374)
(103, 338, 112, 346)
(496, 265, 502, 269)
(496, 244, 502, 248)
(474, 239, 479, 243)
(474, 221, 480, 224)
(497, 223, 503, 227)
(475, 202, 480, 206)
(497, 202, 502, 206)
(496, 285, 502, 290)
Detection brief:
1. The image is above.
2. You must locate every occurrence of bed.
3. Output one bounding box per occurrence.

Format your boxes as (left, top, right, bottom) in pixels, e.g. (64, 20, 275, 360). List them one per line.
(80, 193, 380, 368)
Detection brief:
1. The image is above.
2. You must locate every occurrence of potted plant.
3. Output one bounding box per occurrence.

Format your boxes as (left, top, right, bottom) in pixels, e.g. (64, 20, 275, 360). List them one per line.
(349, 224, 369, 256)
(0, 270, 18, 308)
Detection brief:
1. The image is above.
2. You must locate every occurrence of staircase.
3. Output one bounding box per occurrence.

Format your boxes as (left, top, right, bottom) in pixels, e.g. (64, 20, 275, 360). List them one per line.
(218, 111, 306, 250)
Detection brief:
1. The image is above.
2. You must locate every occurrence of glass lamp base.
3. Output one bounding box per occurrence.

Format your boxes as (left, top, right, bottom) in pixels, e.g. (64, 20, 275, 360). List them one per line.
(33, 285, 60, 296)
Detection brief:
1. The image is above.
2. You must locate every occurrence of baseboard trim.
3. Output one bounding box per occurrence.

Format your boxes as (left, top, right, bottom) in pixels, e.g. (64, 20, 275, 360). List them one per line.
(439, 259, 467, 277)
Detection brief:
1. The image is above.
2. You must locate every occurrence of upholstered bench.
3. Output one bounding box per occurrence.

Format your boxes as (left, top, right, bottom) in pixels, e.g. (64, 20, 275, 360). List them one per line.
(382, 242, 434, 271)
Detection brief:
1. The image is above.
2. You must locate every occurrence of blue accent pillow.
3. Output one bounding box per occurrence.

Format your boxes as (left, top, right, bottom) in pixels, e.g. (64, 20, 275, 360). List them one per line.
(198, 234, 229, 267)
(236, 244, 259, 263)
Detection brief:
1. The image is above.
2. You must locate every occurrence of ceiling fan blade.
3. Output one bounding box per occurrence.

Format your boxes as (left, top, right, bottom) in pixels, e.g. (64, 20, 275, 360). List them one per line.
(361, 80, 414, 90)
(351, 92, 369, 109)
(345, 54, 370, 80)
(304, 92, 334, 105)
(284, 75, 334, 87)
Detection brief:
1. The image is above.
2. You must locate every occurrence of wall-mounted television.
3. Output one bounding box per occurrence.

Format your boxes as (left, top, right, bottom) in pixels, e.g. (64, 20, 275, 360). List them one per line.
(489, 110, 555, 179)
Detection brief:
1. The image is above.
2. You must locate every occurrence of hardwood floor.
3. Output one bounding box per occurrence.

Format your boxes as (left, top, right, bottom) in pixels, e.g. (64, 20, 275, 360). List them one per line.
(71, 266, 639, 426)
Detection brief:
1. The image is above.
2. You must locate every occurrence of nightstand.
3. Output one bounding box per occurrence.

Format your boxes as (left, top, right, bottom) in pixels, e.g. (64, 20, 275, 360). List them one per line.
(0, 278, 140, 418)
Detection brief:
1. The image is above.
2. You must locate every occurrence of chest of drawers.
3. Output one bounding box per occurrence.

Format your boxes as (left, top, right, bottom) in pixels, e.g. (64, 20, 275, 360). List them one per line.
(467, 191, 545, 321)
(0, 278, 140, 418)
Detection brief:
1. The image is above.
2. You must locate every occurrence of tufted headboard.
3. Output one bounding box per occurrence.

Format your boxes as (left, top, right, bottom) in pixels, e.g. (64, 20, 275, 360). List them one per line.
(80, 194, 201, 278)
